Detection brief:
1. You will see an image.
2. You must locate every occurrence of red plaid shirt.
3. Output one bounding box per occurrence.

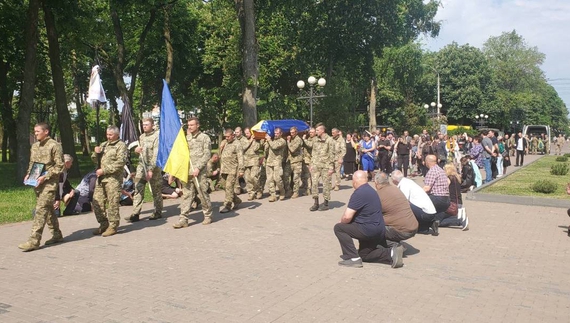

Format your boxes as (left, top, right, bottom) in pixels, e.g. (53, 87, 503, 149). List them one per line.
(424, 166, 449, 197)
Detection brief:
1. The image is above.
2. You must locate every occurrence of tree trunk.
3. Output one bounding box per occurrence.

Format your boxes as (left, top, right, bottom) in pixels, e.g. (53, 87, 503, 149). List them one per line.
(163, 7, 173, 84)
(42, 0, 80, 177)
(369, 78, 377, 132)
(235, 0, 258, 127)
(0, 60, 17, 162)
(16, 0, 40, 180)
(71, 50, 90, 156)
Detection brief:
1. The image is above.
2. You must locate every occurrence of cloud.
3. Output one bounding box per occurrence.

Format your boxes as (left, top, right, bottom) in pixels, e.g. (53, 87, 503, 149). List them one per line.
(423, 0, 570, 107)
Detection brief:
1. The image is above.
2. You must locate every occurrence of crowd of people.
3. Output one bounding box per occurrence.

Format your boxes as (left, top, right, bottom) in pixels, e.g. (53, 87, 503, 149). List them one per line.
(18, 119, 564, 260)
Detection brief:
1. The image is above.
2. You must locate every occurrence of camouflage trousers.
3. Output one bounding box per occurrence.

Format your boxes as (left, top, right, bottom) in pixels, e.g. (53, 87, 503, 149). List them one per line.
(284, 162, 302, 195)
(28, 182, 61, 245)
(132, 165, 163, 217)
(282, 162, 292, 195)
(258, 165, 267, 195)
(222, 173, 241, 207)
(332, 161, 342, 187)
(266, 164, 285, 197)
(311, 167, 332, 201)
(92, 176, 122, 228)
(302, 162, 312, 194)
(244, 165, 260, 198)
(180, 170, 212, 221)
(556, 144, 562, 155)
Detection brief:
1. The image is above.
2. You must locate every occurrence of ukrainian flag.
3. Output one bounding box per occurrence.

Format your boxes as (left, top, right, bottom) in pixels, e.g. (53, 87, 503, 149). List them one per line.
(157, 80, 190, 182)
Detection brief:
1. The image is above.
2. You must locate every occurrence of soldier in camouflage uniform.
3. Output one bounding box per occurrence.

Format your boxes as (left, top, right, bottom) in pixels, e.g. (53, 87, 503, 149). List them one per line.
(331, 128, 346, 191)
(232, 127, 247, 195)
(243, 128, 262, 200)
(264, 127, 287, 202)
(19, 123, 65, 252)
(310, 124, 336, 211)
(220, 129, 244, 213)
(92, 126, 128, 237)
(174, 117, 213, 228)
(125, 118, 162, 222)
(206, 153, 221, 192)
(302, 127, 316, 196)
(285, 127, 304, 199)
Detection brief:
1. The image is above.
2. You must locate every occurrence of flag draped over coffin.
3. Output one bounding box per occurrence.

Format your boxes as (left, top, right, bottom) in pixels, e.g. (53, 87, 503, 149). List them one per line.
(156, 80, 189, 182)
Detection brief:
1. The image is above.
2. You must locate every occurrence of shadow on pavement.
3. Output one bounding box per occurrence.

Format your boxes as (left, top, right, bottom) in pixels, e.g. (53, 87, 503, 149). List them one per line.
(401, 241, 420, 256)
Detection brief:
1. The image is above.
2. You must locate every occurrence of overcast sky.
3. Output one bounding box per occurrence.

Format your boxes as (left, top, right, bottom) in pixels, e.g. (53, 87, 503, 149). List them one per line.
(423, 0, 570, 110)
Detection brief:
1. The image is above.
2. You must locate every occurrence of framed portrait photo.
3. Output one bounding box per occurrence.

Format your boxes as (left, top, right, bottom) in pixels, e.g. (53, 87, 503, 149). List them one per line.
(24, 162, 46, 186)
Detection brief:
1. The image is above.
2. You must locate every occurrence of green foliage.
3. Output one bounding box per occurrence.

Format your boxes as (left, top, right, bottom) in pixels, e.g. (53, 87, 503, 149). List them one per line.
(564, 153, 570, 158)
(531, 180, 557, 194)
(448, 127, 479, 138)
(550, 163, 569, 176)
(555, 156, 568, 162)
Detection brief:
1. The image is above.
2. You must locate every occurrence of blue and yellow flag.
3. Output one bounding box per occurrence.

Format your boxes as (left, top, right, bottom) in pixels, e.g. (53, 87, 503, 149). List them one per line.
(157, 80, 189, 182)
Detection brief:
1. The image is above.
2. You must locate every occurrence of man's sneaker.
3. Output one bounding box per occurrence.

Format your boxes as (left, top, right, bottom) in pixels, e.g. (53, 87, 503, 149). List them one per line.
(173, 219, 189, 229)
(148, 214, 162, 220)
(18, 241, 39, 252)
(462, 216, 470, 231)
(44, 234, 64, 246)
(125, 214, 139, 223)
(391, 244, 404, 268)
(338, 258, 363, 268)
(431, 220, 440, 236)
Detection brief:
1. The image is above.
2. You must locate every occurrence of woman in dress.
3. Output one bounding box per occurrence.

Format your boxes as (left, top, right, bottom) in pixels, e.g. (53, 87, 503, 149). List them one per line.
(359, 132, 376, 180)
(343, 133, 357, 180)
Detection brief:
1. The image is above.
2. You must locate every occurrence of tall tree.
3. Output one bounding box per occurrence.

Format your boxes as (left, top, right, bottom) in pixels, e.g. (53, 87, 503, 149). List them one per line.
(16, 0, 40, 179)
(42, 0, 80, 176)
(235, 0, 258, 127)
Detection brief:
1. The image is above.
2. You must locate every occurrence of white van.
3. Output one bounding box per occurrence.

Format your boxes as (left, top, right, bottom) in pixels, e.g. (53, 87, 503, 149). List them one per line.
(522, 125, 551, 154)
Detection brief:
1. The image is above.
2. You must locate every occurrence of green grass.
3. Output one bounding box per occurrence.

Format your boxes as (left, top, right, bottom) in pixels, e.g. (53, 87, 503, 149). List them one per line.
(0, 154, 152, 225)
(480, 156, 570, 199)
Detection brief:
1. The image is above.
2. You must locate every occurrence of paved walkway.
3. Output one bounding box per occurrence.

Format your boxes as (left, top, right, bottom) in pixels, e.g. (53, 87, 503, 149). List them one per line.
(1, 154, 570, 322)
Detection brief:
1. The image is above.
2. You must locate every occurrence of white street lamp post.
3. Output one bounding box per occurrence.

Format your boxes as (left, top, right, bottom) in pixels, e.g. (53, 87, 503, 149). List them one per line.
(475, 114, 489, 127)
(297, 76, 326, 127)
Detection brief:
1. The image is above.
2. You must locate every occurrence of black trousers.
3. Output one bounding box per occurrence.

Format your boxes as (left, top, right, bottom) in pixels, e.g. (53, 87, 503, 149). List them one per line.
(397, 155, 410, 177)
(333, 222, 392, 264)
(516, 150, 525, 166)
(384, 226, 416, 247)
(378, 152, 391, 173)
(429, 195, 450, 213)
(410, 203, 436, 232)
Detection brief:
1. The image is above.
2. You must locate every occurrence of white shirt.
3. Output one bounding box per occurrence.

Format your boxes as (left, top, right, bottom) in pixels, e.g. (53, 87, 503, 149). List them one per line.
(397, 177, 436, 214)
(516, 138, 524, 151)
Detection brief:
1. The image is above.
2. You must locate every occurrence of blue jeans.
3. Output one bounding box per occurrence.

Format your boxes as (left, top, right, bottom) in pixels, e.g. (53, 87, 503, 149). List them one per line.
(483, 157, 492, 183)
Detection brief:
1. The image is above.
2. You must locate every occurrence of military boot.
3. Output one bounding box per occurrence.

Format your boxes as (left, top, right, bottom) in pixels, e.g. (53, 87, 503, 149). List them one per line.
(202, 216, 212, 225)
(334, 185, 340, 191)
(220, 204, 231, 213)
(256, 191, 263, 199)
(247, 194, 255, 201)
(148, 213, 162, 220)
(173, 218, 189, 229)
(310, 197, 319, 211)
(18, 240, 40, 252)
(125, 214, 140, 222)
(44, 231, 64, 246)
(291, 192, 299, 199)
(279, 195, 285, 201)
(319, 199, 329, 211)
(102, 222, 118, 237)
(93, 223, 109, 235)
(233, 198, 242, 210)
(268, 195, 276, 202)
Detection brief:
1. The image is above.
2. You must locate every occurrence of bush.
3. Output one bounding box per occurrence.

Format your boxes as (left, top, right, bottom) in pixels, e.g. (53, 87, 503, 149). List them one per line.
(531, 180, 557, 194)
(550, 163, 569, 175)
(556, 156, 568, 162)
(564, 153, 570, 158)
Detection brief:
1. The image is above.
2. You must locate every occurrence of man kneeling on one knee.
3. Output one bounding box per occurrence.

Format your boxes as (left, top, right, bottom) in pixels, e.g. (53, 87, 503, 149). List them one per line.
(374, 172, 418, 246)
(333, 170, 404, 268)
